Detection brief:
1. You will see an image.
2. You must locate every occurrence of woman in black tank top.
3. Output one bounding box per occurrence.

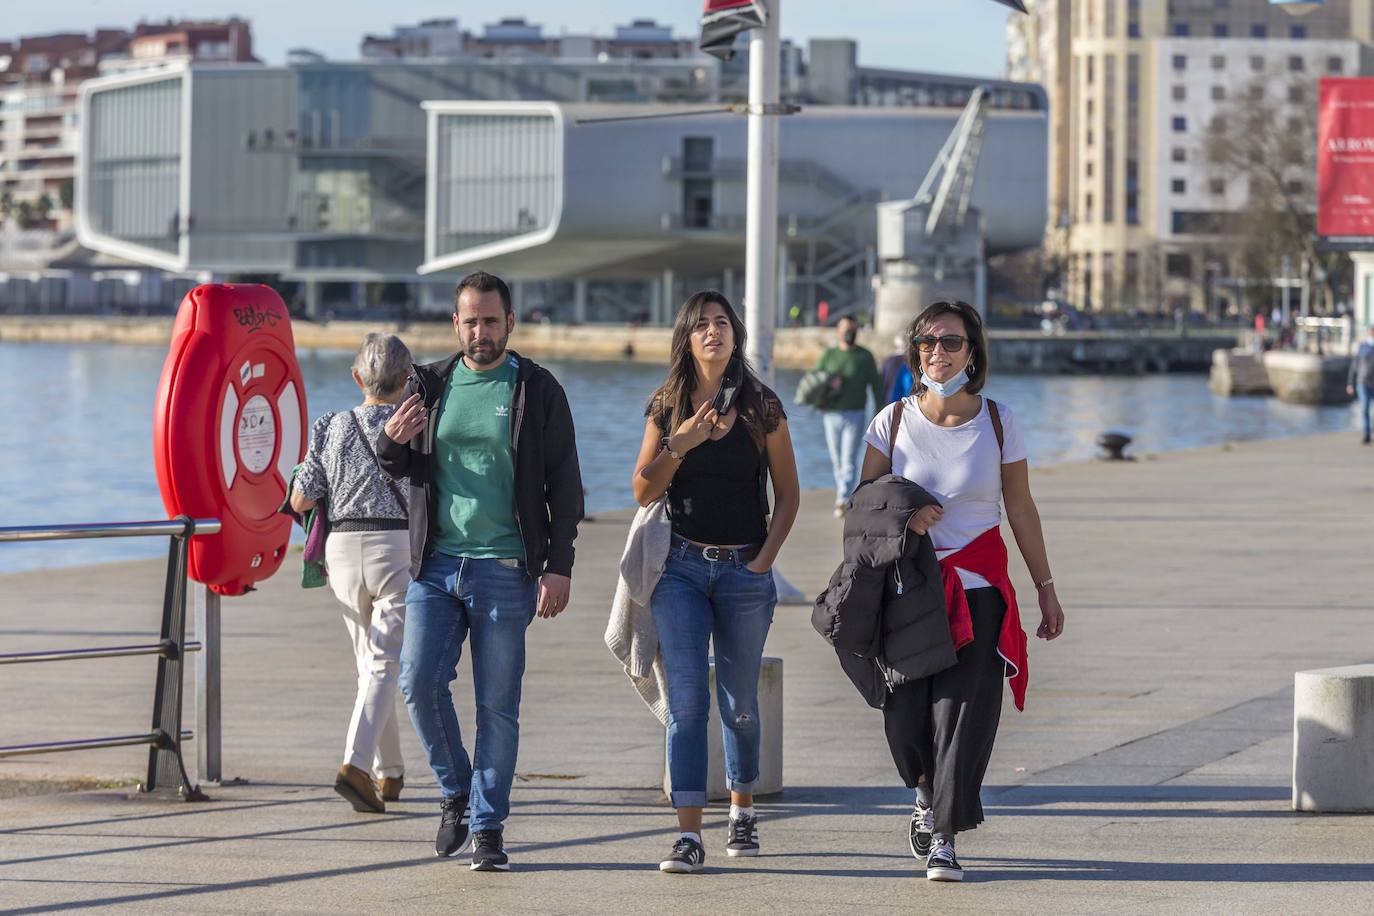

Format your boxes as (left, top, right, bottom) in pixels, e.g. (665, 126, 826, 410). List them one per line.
(631, 290, 799, 873)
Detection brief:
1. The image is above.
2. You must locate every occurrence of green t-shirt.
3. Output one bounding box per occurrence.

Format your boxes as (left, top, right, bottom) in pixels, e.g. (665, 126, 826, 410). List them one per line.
(816, 346, 883, 412)
(432, 355, 524, 560)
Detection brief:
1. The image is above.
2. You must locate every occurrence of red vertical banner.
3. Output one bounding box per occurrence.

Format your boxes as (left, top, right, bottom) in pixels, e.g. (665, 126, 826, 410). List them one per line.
(1318, 77, 1374, 239)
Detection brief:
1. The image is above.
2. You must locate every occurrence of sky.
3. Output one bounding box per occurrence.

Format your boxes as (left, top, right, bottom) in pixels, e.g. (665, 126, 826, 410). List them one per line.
(14, 1, 1012, 79)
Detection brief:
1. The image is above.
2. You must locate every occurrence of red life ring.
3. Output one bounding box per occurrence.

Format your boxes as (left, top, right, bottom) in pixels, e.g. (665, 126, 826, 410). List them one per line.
(153, 284, 307, 596)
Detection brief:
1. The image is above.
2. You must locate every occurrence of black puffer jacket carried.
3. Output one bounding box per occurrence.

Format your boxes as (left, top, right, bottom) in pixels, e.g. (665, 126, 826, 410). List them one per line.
(812, 475, 957, 708)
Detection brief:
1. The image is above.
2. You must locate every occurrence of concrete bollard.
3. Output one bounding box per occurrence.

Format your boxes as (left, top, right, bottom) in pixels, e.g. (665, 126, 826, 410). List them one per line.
(663, 656, 783, 803)
(1292, 664, 1374, 812)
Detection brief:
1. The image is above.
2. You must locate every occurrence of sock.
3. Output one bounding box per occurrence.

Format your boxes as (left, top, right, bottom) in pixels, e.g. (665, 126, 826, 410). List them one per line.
(680, 831, 702, 845)
(915, 784, 932, 808)
(730, 804, 755, 821)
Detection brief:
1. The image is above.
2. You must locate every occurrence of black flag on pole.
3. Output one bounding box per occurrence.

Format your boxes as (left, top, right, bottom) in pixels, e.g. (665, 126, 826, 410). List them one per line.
(991, 0, 1029, 11)
(699, 0, 767, 61)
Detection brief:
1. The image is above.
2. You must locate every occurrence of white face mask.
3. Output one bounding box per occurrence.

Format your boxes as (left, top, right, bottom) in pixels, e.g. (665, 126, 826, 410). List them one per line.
(921, 367, 968, 398)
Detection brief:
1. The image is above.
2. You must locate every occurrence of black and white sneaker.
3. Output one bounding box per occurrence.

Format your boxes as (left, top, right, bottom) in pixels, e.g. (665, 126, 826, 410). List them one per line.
(726, 812, 760, 857)
(926, 839, 964, 882)
(470, 829, 509, 872)
(659, 835, 706, 874)
(908, 802, 934, 861)
(435, 795, 472, 858)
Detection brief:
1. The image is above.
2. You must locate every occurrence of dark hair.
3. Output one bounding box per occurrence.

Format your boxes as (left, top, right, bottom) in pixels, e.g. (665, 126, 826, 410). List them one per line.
(906, 300, 990, 396)
(647, 290, 771, 449)
(455, 270, 512, 316)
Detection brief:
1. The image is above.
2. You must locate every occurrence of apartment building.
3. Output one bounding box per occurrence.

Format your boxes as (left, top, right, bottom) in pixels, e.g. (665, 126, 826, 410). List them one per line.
(361, 18, 699, 62)
(1009, 0, 1374, 313)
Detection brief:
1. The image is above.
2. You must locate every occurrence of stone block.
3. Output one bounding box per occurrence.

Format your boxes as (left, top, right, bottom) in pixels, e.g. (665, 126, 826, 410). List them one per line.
(1293, 664, 1374, 812)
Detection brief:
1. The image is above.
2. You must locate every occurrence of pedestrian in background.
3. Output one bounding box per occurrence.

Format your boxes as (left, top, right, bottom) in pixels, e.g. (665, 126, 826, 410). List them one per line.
(812, 315, 884, 517)
(1348, 324, 1374, 445)
(632, 290, 799, 874)
(290, 333, 414, 814)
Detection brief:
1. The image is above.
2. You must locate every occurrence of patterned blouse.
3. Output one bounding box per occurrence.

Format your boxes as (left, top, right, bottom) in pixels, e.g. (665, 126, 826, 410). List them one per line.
(295, 405, 408, 522)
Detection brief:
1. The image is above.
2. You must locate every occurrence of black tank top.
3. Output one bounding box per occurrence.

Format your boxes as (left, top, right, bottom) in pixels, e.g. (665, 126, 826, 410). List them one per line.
(668, 419, 767, 546)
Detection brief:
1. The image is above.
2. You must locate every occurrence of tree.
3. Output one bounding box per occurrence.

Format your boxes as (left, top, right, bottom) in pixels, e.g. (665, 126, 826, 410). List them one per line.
(58, 179, 74, 211)
(1203, 70, 1342, 314)
(35, 194, 53, 224)
(15, 200, 34, 229)
(0, 191, 12, 225)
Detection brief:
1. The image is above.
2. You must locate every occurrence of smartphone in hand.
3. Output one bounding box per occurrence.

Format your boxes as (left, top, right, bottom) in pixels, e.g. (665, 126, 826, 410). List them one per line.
(710, 356, 743, 416)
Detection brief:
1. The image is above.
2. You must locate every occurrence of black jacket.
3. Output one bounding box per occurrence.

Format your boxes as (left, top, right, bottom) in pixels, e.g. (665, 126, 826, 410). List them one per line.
(376, 350, 584, 580)
(812, 475, 956, 708)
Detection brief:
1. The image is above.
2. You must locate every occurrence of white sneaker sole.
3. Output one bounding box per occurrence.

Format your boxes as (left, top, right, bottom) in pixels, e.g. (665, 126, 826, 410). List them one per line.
(725, 846, 759, 857)
(471, 860, 510, 872)
(659, 861, 704, 874)
(927, 866, 964, 882)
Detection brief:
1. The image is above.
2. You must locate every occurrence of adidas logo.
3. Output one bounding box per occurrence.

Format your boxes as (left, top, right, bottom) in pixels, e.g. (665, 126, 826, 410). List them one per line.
(495, 405, 510, 417)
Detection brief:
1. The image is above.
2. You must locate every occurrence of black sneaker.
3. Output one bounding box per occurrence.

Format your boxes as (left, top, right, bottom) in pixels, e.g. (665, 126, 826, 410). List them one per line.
(926, 839, 963, 882)
(908, 802, 933, 861)
(659, 835, 705, 874)
(435, 795, 472, 858)
(470, 829, 509, 872)
(726, 813, 759, 857)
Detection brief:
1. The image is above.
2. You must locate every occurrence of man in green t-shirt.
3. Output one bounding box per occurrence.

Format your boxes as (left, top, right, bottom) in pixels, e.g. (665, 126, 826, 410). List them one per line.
(812, 315, 883, 517)
(378, 271, 583, 871)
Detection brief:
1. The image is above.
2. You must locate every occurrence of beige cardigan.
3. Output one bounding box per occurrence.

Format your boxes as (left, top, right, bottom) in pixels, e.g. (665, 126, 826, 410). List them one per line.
(604, 498, 672, 725)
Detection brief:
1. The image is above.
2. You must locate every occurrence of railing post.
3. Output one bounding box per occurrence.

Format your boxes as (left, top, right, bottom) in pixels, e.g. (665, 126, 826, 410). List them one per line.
(144, 516, 204, 799)
(195, 582, 222, 784)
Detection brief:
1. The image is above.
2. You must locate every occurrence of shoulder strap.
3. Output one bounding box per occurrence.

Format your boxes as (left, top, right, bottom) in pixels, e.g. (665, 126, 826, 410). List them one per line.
(885, 400, 904, 473)
(987, 398, 1004, 455)
(347, 409, 408, 507)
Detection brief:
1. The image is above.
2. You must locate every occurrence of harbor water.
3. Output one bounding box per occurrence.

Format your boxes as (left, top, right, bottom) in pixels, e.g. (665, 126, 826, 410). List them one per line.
(0, 340, 1358, 573)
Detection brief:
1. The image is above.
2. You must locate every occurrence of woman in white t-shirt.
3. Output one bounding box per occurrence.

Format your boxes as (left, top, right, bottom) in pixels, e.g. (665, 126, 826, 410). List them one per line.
(856, 300, 1064, 883)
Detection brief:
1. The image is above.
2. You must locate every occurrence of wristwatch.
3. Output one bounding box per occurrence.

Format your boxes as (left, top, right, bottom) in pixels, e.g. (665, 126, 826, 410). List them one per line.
(663, 438, 685, 461)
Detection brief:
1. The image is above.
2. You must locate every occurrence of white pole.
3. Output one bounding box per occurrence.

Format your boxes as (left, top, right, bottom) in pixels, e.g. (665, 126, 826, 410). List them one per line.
(744, 0, 781, 384)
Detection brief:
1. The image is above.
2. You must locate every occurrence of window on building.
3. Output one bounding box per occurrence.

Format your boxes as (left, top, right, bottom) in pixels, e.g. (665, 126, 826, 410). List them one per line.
(1087, 56, 1095, 84)
(1291, 25, 1306, 39)
(1173, 85, 1187, 102)
(1289, 85, 1305, 104)
(1172, 116, 1187, 132)
(1086, 161, 1094, 178)
(1172, 54, 1187, 71)
(1250, 84, 1265, 101)
(1085, 193, 1094, 220)
(1128, 23, 1141, 38)
(1172, 147, 1187, 163)
(1211, 115, 1226, 133)
(1286, 179, 1305, 195)
(1250, 55, 1264, 72)
(1289, 56, 1305, 72)
(1214, 0, 1230, 7)
(1210, 178, 1225, 195)
(1211, 55, 1226, 70)
(1167, 253, 1192, 276)
(1212, 86, 1226, 101)
(1173, 23, 1190, 37)
(681, 137, 715, 228)
(1250, 23, 1267, 38)
(1172, 178, 1187, 194)
(1329, 57, 1345, 74)
(1213, 24, 1228, 38)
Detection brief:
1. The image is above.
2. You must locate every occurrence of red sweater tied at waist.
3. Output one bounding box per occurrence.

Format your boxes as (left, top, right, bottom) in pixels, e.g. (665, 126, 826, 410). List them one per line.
(936, 526, 1029, 711)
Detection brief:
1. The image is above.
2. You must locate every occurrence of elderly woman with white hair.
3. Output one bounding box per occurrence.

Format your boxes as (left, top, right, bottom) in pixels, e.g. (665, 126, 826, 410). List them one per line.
(292, 332, 415, 813)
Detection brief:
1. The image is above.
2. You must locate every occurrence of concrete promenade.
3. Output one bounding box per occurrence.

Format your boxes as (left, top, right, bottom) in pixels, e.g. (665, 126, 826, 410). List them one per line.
(2, 431, 1373, 913)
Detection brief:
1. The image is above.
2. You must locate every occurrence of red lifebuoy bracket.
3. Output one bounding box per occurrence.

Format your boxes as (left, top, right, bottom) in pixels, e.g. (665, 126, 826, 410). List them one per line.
(153, 284, 307, 596)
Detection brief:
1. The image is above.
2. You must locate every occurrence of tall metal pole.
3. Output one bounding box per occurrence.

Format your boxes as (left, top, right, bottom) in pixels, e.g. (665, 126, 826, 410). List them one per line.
(195, 583, 221, 784)
(744, 0, 781, 383)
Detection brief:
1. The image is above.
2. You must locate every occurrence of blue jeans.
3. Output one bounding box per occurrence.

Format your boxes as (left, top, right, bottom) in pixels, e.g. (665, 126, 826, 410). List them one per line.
(399, 553, 537, 831)
(1359, 384, 1373, 442)
(822, 409, 867, 504)
(651, 540, 777, 808)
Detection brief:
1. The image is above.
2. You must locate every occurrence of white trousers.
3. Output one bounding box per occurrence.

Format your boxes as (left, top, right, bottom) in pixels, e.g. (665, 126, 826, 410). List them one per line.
(324, 529, 410, 779)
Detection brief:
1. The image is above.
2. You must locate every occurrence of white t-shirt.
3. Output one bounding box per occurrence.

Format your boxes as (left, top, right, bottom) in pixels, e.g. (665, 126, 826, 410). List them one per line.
(863, 395, 1027, 589)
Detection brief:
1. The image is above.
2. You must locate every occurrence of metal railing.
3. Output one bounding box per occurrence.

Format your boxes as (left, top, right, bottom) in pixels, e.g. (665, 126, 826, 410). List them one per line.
(0, 516, 220, 800)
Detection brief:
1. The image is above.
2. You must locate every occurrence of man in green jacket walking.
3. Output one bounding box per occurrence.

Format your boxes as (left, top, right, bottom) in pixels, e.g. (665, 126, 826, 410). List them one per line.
(813, 315, 884, 516)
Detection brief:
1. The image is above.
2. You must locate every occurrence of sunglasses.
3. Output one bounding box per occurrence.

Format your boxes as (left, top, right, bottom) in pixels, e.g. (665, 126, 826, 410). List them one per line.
(914, 334, 968, 353)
